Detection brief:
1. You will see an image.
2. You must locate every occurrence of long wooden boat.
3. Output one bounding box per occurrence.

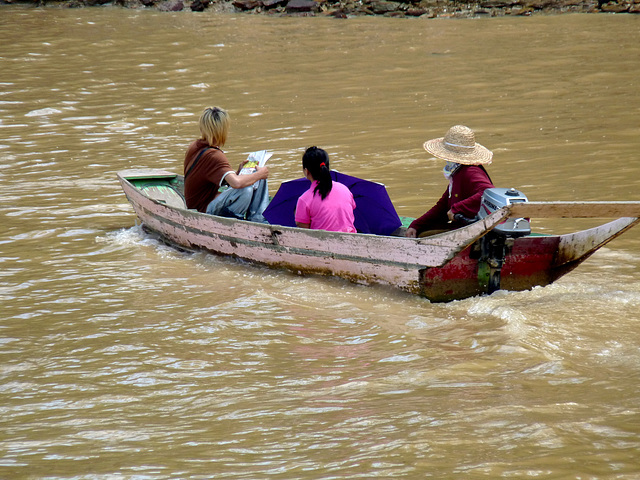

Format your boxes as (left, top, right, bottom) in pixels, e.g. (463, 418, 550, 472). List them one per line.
(117, 169, 640, 302)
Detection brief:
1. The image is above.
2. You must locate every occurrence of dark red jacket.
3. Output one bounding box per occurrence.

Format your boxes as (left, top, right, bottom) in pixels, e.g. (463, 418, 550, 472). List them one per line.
(409, 165, 494, 234)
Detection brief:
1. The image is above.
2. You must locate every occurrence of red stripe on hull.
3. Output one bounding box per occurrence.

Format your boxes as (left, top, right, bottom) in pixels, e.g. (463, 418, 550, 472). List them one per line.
(421, 235, 562, 302)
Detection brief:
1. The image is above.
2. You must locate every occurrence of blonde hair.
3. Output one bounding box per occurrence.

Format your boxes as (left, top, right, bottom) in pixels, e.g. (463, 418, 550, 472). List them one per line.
(199, 106, 230, 147)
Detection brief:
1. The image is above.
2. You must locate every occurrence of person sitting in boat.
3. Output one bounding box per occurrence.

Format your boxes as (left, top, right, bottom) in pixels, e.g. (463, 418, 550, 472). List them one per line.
(295, 147, 357, 233)
(406, 125, 495, 238)
(183, 106, 269, 222)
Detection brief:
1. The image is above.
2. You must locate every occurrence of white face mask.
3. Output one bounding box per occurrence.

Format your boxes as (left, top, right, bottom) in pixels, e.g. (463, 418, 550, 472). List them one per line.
(443, 161, 461, 180)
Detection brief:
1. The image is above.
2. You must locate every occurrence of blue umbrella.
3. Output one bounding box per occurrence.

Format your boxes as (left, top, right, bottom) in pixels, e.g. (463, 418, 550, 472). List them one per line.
(263, 171, 402, 236)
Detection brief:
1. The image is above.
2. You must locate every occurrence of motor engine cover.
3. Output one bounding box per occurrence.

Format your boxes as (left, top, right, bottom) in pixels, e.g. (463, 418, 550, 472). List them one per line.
(478, 188, 531, 238)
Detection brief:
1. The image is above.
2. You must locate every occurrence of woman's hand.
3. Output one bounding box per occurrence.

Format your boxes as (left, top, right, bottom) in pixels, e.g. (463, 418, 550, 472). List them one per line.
(236, 160, 249, 175)
(405, 227, 417, 238)
(447, 209, 455, 222)
(254, 165, 269, 181)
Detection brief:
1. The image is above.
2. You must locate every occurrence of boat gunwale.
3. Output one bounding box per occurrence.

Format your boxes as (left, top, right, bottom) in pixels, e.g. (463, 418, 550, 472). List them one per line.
(117, 169, 514, 269)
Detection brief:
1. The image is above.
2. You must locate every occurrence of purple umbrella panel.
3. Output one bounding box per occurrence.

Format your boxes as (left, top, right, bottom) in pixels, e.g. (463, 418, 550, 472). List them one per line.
(263, 171, 402, 236)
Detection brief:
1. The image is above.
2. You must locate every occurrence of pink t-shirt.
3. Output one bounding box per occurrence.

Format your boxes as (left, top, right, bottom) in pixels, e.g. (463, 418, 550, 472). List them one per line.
(295, 181, 357, 233)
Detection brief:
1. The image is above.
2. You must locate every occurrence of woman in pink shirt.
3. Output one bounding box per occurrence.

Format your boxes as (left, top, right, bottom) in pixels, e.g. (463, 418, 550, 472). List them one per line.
(295, 147, 357, 233)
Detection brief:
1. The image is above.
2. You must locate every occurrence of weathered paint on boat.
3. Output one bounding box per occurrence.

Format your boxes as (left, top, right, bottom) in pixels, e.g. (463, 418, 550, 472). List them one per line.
(117, 169, 511, 295)
(421, 217, 640, 301)
(117, 169, 640, 302)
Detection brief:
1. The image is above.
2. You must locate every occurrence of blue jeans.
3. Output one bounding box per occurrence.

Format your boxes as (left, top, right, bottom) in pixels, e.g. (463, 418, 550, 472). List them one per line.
(205, 179, 269, 223)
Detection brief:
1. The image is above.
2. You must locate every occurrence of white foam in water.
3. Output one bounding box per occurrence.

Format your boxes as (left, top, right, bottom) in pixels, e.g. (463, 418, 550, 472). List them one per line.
(106, 225, 166, 250)
(105, 225, 195, 261)
(25, 108, 62, 117)
(103, 225, 143, 244)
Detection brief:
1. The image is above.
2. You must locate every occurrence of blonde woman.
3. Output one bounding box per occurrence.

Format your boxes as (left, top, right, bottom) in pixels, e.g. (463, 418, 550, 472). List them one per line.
(183, 106, 269, 221)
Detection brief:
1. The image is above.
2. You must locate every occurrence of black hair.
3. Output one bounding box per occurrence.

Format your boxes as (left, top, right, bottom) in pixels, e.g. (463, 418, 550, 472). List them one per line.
(302, 146, 332, 200)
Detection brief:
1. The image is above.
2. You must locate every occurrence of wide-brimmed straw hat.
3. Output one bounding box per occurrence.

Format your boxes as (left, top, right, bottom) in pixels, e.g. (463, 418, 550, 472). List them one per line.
(423, 125, 493, 165)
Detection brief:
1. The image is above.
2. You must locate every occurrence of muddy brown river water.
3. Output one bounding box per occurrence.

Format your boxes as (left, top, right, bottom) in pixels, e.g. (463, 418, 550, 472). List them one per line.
(1, 7, 640, 478)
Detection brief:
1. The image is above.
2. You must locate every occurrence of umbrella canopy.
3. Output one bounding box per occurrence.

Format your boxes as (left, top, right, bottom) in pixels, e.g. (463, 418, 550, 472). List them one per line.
(263, 171, 402, 236)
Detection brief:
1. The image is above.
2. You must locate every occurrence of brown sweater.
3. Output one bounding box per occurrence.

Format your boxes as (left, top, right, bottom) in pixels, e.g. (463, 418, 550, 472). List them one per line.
(183, 139, 233, 213)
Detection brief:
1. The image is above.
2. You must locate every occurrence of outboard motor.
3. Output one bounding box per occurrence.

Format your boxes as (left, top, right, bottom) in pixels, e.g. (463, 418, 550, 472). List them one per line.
(477, 187, 531, 237)
(473, 188, 531, 295)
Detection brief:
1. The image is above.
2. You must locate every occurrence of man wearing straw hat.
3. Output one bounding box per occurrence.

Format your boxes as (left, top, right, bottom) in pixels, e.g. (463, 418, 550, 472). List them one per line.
(406, 125, 495, 238)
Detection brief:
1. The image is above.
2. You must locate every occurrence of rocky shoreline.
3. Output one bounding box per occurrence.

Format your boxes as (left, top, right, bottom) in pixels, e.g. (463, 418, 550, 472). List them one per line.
(4, 0, 640, 17)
